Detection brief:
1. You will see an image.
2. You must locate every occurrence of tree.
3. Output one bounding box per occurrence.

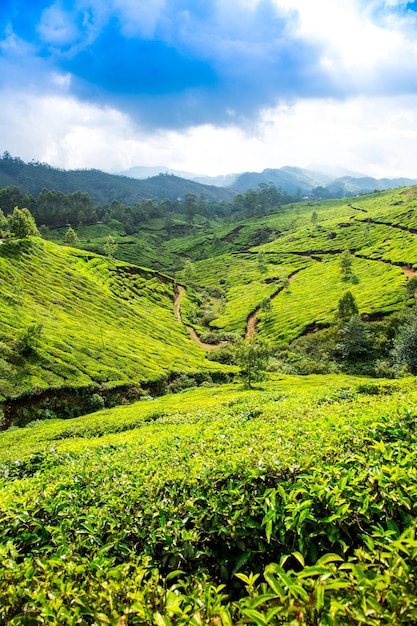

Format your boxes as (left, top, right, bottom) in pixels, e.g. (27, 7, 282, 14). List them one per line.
(7, 207, 39, 238)
(0, 209, 7, 237)
(339, 249, 354, 281)
(311, 210, 318, 226)
(260, 297, 272, 321)
(64, 226, 78, 247)
(337, 291, 359, 322)
(103, 235, 118, 259)
(406, 276, 417, 297)
(257, 251, 267, 273)
(392, 315, 417, 374)
(234, 337, 270, 389)
(336, 315, 370, 360)
(183, 259, 195, 282)
(184, 193, 197, 230)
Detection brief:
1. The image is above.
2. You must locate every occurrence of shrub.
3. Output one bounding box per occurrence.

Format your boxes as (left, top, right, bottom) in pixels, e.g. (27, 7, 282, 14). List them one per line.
(15, 323, 43, 356)
(207, 346, 235, 364)
(392, 315, 417, 374)
(87, 393, 106, 412)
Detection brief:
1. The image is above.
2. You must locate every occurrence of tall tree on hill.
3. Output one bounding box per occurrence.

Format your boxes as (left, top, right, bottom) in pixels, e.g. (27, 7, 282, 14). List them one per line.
(0, 186, 23, 214)
(7, 207, 39, 238)
(234, 337, 270, 389)
(339, 249, 354, 281)
(337, 291, 359, 322)
(103, 235, 118, 259)
(392, 314, 417, 374)
(336, 315, 370, 360)
(0, 209, 7, 237)
(64, 226, 78, 247)
(184, 193, 197, 231)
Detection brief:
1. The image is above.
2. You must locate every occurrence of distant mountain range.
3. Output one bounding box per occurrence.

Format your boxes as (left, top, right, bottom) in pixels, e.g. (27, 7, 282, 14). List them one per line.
(0, 156, 235, 204)
(119, 165, 240, 188)
(1, 154, 416, 205)
(120, 164, 417, 198)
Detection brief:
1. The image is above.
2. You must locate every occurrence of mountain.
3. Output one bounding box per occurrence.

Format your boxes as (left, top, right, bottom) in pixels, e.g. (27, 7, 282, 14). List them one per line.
(1, 154, 416, 207)
(231, 166, 333, 194)
(230, 166, 417, 197)
(0, 155, 236, 204)
(321, 175, 417, 198)
(119, 165, 240, 188)
(119, 165, 197, 179)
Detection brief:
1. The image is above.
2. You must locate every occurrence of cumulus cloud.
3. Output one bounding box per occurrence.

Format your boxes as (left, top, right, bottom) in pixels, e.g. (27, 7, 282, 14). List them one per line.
(2, 88, 417, 179)
(0, 0, 332, 128)
(1, 0, 417, 176)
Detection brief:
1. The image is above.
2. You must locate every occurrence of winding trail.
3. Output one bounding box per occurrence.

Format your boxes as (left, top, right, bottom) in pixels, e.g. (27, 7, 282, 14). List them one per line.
(174, 211, 417, 347)
(174, 284, 218, 351)
(245, 270, 300, 339)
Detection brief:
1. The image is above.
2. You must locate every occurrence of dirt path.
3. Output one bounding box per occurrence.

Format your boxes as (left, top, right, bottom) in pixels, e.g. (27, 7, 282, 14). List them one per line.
(220, 224, 244, 243)
(173, 284, 219, 351)
(245, 270, 300, 339)
(402, 266, 417, 279)
(174, 284, 184, 323)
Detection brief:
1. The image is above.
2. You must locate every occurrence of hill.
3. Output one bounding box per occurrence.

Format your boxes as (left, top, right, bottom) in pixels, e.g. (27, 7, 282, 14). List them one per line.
(2, 183, 415, 433)
(120, 165, 241, 188)
(3, 185, 417, 622)
(231, 166, 417, 196)
(0, 154, 235, 204)
(0, 237, 228, 427)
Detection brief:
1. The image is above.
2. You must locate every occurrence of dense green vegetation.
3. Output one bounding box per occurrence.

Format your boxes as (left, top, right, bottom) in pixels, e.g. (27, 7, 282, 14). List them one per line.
(0, 153, 235, 205)
(2, 378, 417, 623)
(0, 237, 229, 427)
(3, 177, 417, 622)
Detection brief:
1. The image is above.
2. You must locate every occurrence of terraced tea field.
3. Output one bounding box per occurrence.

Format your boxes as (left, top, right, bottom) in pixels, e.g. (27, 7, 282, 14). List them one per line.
(1, 377, 417, 623)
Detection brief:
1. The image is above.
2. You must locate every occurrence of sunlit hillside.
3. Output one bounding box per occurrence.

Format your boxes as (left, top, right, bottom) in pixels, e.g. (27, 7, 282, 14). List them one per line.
(0, 238, 227, 427)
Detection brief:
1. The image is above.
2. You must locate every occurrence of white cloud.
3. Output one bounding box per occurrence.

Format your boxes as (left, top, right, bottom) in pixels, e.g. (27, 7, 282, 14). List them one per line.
(2, 89, 417, 179)
(38, 5, 79, 46)
(276, 0, 417, 92)
(106, 0, 167, 38)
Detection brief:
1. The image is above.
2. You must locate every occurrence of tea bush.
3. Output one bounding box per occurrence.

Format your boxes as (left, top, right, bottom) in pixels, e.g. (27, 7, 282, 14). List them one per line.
(1, 377, 417, 623)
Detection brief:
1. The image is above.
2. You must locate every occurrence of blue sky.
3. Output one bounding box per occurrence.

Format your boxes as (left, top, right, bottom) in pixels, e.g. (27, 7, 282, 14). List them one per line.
(1, 0, 417, 177)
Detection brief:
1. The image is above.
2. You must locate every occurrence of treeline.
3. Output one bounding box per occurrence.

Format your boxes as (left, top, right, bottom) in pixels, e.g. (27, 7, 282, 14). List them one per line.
(0, 152, 235, 204)
(0, 181, 300, 232)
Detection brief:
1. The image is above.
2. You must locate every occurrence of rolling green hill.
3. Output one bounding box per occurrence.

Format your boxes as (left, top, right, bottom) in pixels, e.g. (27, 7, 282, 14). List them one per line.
(0, 154, 235, 204)
(3, 184, 417, 623)
(0, 237, 229, 427)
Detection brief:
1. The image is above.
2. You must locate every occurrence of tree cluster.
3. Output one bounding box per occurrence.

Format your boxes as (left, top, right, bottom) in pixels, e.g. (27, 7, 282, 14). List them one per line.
(0, 180, 300, 234)
(231, 183, 299, 218)
(0, 206, 39, 239)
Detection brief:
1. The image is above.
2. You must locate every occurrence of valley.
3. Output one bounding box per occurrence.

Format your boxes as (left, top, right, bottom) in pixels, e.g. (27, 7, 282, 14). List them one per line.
(1, 179, 417, 623)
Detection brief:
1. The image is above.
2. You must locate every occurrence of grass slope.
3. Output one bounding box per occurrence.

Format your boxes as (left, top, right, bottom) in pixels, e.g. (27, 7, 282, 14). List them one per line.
(1, 376, 417, 623)
(174, 188, 417, 342)
(0, 238, 226, 423)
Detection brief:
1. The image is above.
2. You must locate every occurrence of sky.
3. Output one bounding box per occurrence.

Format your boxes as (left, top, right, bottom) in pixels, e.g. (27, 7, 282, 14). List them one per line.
(1, 0, 417, 178)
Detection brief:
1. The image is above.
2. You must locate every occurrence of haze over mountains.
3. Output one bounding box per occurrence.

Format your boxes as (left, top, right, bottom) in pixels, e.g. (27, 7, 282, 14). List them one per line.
(1, 154, 417, 205)
(120, 164, 417, 198)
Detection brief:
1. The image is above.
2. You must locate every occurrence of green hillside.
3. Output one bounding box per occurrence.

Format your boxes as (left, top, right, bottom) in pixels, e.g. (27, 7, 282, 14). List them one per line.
(2, 377, 417, 623)
(3, 185, 417, 623)
(174, 188, 417, 344)
(0, 154, 235, 204)
(0, 237, 228, 427)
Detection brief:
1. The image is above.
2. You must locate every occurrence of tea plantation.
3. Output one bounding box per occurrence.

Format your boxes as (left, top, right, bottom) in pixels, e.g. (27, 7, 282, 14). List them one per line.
(2, 186, 417, 623)
(1, 378, 417, 624)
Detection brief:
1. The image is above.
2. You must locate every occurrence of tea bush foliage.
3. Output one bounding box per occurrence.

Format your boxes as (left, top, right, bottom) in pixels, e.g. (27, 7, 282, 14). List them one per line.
(1, 377, 417, 623)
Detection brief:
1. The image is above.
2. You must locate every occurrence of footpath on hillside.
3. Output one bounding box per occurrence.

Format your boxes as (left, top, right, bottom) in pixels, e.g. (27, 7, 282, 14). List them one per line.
(174, 285, 218, 350)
